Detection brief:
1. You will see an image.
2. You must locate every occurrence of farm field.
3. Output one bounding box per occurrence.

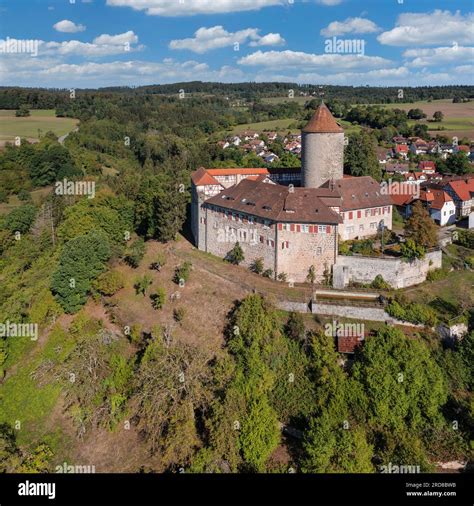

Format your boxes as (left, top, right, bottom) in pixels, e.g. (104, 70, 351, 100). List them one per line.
(379, 99, 474, 140)
(0, 109, 78, 144)
(231, 118, 300, 134)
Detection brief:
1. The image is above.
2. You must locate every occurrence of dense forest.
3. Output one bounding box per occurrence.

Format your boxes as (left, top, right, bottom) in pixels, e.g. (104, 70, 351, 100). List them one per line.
(0, 84, 473, 474)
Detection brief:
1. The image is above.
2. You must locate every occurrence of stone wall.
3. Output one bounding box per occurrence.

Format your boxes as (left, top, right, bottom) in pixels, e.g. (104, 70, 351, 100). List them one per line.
(332, 250, 442, 289)
(302, 131, 344, 188)
(202, 205, 339, 283)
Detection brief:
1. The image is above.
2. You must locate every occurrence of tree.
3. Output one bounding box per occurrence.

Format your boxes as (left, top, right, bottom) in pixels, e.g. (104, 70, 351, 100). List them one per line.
(303, 413, 374, 473)
(433, 111, 444, 122)
(93, 270, 124, 296)
(226, 242, 244, 265)
(352, 326, 447, 433)
(134, 274, 152, 296)
(173, 262, 192, 284)
(344, 131, 382, 181)
(51, 231, 112, 313)
(15, 105, 30, 117)
(131, 338, 211, 464)
(134, 172, 189, 242)
(407, 108, 427, 120)
(4, 204, 37, 234)
(150, 287, 166, 310)
(445, 152, 471, 175)
(124, 238, 145, 268)
(285, 312, 306, 343)
(150, 252, 167, 271)
(400, 238, 426, 260)
(306, 265, 316, 284)
(404, 201, 438, 249)
(250, 257, 264, 274)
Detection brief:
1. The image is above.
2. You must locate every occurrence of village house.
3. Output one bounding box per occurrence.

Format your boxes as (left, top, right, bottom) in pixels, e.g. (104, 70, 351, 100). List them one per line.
(418, 161, 436, 174)
(440, 176, 474, 218)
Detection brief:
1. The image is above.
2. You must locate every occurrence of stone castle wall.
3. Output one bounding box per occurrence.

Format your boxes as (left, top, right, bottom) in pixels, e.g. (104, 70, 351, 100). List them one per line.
(202, 205, 339, 283)
(333, 250, 442, 289)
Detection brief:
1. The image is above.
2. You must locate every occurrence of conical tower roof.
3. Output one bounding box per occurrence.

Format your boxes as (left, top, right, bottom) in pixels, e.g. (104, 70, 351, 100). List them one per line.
(302, 102, 344, 134)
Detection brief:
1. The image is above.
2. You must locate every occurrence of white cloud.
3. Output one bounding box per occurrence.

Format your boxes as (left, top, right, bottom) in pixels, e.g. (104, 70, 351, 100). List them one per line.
(249, 33, 285, 47)
(320, 17, 380, 37)
(15, 31, 143, 58)
(238, 49, 393, 71)
(0, 56, 245, 87)
(93, 30, 138, 45)
(404, 45, 474, 67)
(53, 19, 86, 33)
(378, 10, 474, 46)
(169, 26, 284, 53)
(106, 0, 286, 16)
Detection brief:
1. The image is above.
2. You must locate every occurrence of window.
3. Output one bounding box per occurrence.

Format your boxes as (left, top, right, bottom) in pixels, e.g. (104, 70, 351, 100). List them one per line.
(349, 211, 353, 220)
(347, 226, 355, 234)
(359, 224, 364, 231)
(316, 247, 322, 255)
(248, 216, 254, 224)
(283, 223, 291, 231)
(259, 235, 264, 243)
(302, 224, 309, 233)
(318, 225, 326, 234)
(370, 222, 377, 229)
(357, 210, 361, 219)
(365, 209, 370, 217)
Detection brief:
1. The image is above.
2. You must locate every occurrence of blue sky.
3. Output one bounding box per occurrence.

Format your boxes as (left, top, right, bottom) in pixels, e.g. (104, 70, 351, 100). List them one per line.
(0, 0, 473, 88)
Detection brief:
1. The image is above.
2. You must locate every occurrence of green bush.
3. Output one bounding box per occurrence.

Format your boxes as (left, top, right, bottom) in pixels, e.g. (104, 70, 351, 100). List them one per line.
(124, 238, 145, 268)
(93, 270, 125, 296)
(262, 268, 273, 278)
(173, 261, 192, 285)
(4, 205, 37, 234)
(250, 257, 264, 274)
(150, 287, 166, 310)
(370, 274, 391, 290)
(426, 268, 449, 282)
(173, 307, 186, 323)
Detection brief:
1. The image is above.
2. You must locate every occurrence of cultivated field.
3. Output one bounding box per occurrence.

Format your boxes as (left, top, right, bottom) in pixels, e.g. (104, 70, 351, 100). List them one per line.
(0, 109, 78, 145)
(379, 99, 474, 140)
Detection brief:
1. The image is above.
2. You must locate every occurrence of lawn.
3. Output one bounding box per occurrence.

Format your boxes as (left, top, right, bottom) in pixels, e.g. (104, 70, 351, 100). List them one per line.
(0, 186, 52, 216)
(0, 109, 78, 142)
(231, 118, 301, 134)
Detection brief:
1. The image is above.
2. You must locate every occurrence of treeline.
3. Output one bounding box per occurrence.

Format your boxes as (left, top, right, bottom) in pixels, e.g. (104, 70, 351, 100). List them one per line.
(1, 83, 473, 110)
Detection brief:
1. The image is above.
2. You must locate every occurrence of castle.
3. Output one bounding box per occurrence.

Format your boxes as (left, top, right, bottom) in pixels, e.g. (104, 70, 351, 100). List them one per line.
(191, 103, 393, 283)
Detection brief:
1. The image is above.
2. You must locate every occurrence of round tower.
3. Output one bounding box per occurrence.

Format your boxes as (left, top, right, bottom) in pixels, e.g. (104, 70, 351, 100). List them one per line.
(301, 102, 344, 188)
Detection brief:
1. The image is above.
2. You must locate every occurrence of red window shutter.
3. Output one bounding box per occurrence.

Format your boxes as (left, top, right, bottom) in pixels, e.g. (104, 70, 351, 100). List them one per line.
(314, 226, 318, 233)
(278, 223, 282, 231)
(290, 224, 295, 232)
(296, 225, 301, 232)
(349, 211, 353, 219)
(357, 211, 361, 218)
(309, 225, 313, 233)
(326, 225, 331, 234)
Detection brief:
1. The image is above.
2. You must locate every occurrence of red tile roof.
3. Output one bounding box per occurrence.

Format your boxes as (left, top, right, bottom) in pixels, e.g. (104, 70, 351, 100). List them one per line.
(445, 178, 474, 201)
(207, 168, 269, 176)
(191, 167, 222, 187)
(302, 102, 344, 134)
(205, 179, 343, 224)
